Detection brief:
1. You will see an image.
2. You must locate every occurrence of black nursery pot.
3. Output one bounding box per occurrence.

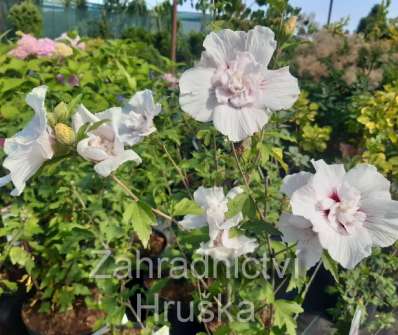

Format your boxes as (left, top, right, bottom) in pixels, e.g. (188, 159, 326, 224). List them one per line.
(302, 265, 338, 317)
(168, 302, 206, 335)
(0, 291, 30, 335)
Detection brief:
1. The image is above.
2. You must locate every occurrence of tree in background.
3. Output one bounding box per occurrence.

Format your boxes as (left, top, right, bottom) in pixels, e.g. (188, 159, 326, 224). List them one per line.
(126, 0, 147, 16)
(8, 0, 43, 36)
(357, 0, 390, 39)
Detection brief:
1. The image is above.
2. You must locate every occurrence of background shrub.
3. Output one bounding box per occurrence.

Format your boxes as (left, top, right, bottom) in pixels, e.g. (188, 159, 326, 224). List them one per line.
(8, 0, 43, 37)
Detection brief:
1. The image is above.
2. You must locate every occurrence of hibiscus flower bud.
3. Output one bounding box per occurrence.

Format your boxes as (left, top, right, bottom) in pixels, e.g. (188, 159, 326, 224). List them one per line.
(54, 101, 70, 122)
(284, 16, 297, 36)
(0, 138, 4, 149)
(54, 123, 76, 145)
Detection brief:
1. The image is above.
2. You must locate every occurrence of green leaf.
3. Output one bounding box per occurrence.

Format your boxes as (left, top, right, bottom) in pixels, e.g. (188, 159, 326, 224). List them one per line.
(23, 216, 43, 237)
(173, 198, 204, 216)
(76, 122, 91, 142)
(1, 103, 19, 120)
(68, 94, 83, 113)
(225, 193, 248, 219)
(1, 279, 18, 292)
(116, 61, 137, 90)
(88, 119, 110, 132)
(322, 251, 339, 282)
(123, 201, 156, 248)
(273, 299, 303, 335)
(242, 220, 282, 236)
(271, 147, 288, 172)
(0, 78, 24, 93)
(257, 143, 271, 164)
(9, 246, 34, 273)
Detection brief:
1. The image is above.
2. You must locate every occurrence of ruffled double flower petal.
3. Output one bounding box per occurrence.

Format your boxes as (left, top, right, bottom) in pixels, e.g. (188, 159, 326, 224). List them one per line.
(179, 26, 299, 142)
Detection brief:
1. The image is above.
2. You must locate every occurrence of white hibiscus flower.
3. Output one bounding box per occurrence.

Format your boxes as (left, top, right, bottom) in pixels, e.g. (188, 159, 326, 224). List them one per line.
(179, 186, 243, 238)
(179, 186, 258, 262)
(197, 229, 259, 263)
(281, 160, 398, 269)
(117, 90, 161, 146)
(0, 86, 55, 196)
(72, 105, 141, 177)
(179, 26, 299, 142)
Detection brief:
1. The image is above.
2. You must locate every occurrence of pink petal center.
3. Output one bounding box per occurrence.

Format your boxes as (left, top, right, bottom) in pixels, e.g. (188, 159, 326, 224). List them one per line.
(211, 52, 262, 108)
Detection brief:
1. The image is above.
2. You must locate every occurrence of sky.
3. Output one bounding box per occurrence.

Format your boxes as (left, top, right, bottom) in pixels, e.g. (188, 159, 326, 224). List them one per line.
(144, 0, 398, 31)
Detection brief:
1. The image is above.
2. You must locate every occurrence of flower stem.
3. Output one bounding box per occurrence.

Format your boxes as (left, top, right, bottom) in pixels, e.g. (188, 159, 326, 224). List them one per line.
(110, 174, 177, 223)
(230, 141, 275, 284)
(159, 141, 193, 198)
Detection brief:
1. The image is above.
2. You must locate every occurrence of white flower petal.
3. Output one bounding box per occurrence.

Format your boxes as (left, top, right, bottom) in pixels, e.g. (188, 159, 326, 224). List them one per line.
(311, 159, 346, 198)
(197, 242, 232, 263)
(94, 149, 141, 177)
(116, 90, 161, 146)
(246, 26, 276, 66)
(128, 89, 161, 117)
(344, 164, 391, 200)
(316, 222, 372, 269)
(362, 199, 398, 247)
(279, 214, 322, 270)
(179, 215, 207, 230)
(77, 136, 109, 162)
(213, 105, 269, 142)
(3, 139, 51, 196)
(96, 107, 121, 125)
(1, 86, 54, 196)
(349, 308, 362, 335)
(226, 186, 244, 200)
(222, 232, 259, 255)
(25, 85, 48, 130)
(281, 172, 313, 198)
(72, 104, 100, 132)
(258, 67, 299, 110)
(0, 175, 11, 187)
(179, 67, 216, 122)
(202, 29, 246, 66)
(5, 86, 48, 153)
(290, 182, 318, 221)
(193, 186, 225, 209)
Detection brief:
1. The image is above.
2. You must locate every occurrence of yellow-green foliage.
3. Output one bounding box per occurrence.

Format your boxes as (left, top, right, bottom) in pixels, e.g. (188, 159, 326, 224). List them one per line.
(301, 124, 332, 153)
(357, 83, 398, 174)
(291, 91, 331, 153)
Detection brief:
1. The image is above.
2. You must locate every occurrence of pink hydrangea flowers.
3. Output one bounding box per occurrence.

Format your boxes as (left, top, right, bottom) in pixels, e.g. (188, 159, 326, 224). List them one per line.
(9, 34, 56, 59)
(9, 33, 81, 60)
